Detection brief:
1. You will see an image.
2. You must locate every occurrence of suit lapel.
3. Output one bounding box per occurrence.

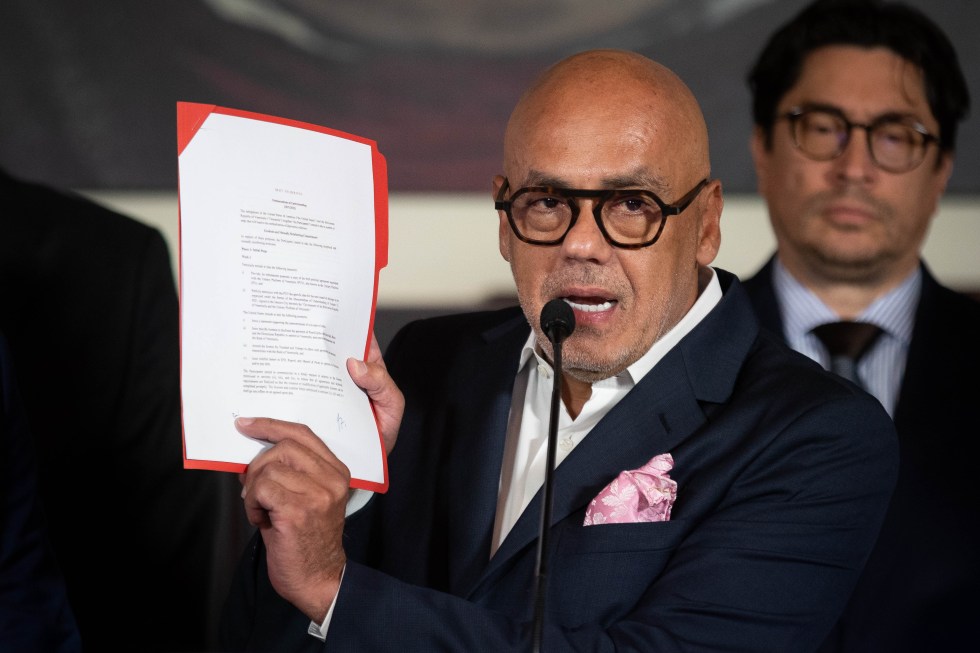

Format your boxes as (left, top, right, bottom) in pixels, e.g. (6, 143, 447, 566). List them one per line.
(488, 352, 708, 566)
(742, 257, 787, 345)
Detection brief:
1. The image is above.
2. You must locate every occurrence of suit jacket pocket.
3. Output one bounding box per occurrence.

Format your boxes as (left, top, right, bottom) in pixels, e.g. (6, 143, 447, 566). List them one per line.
(548, 518, 691, 627)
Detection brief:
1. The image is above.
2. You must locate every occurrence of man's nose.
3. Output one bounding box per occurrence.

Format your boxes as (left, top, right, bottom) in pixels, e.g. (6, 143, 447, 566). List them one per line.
(560, 200, 614, 261)
(832, 126, 877, 183)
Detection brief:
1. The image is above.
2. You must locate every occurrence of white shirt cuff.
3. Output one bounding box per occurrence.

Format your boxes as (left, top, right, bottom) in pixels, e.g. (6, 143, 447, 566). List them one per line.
(307, 563, 346, 641)
(306, 490, 370, 641)
(346, 488, 373, 516)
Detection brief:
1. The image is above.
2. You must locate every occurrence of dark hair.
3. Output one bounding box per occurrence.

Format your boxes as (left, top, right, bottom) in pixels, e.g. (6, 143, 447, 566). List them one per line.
(747, 0, 970, 153)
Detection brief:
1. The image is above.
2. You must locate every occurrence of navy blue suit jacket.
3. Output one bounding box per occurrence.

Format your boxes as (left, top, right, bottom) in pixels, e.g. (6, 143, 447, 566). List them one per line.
(222, 270, 898, 652)
(1, 332, 80, 652)
(743, 258, 980, 653)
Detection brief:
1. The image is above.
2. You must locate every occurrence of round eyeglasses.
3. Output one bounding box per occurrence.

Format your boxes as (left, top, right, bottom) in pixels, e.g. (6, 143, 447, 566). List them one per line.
(780, 106, 939, 173)
(494, 178, 709, 249)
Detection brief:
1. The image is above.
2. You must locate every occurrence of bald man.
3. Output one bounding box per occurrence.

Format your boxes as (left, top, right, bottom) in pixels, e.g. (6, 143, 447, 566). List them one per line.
(220, 50, 898, 651)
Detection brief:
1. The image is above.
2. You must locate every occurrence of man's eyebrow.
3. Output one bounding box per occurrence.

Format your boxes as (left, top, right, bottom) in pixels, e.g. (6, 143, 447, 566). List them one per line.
(522, 169, 670, 192)
(795, 101, 929, 125)
(519, 171, 564, 188)
(604, 173, 670, 193)
(793, 101, 845, 115)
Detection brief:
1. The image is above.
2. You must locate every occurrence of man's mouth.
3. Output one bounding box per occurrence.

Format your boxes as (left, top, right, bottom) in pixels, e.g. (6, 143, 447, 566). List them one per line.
(563, 297, 616, 313)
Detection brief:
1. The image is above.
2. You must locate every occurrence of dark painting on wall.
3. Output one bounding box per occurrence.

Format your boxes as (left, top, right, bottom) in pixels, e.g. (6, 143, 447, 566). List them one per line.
(1, 0, 977, 193)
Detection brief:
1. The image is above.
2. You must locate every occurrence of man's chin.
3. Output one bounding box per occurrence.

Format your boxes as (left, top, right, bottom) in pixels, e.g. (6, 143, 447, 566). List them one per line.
(563, 349, 634, 384)
(812, 248, 893, 282)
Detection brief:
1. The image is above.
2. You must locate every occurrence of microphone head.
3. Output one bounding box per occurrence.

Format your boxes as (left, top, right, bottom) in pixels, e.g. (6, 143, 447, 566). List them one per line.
(541, 299, 576, 344)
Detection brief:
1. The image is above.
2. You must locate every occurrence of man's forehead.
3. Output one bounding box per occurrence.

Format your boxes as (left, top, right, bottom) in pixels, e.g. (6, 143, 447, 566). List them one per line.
(787, 46, 934, 123)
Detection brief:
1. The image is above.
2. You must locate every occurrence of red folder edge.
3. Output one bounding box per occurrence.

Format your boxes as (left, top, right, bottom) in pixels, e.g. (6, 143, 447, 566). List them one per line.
(177, 102, 391, 494)
(353, 145, 391, 493)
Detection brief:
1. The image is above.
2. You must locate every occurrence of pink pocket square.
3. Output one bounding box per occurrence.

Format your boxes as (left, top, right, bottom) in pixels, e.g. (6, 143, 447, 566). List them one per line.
(583, 453, 677, 526)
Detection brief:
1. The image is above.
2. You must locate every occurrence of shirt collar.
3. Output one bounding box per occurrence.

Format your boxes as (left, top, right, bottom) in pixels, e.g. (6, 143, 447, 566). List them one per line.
(772, 257, 920, 345)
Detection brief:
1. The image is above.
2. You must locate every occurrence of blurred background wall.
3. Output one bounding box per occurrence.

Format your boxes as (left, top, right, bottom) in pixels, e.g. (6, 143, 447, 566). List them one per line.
(4, 0, 978, 308)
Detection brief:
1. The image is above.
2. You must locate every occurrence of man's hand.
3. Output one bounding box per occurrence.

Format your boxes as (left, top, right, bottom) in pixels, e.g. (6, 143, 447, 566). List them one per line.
(347, 332, 404, 455)
(235, 334, 403, 621)
(236, 417, 349, 623)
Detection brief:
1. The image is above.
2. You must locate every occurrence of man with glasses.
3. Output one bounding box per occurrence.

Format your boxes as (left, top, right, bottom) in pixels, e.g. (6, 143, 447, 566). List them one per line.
(221, 49, 898, 651)
(741, 1, 980, 651)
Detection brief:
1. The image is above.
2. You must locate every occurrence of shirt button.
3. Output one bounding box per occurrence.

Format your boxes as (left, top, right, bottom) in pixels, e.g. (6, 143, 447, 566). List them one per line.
(537, 363, 551, 379)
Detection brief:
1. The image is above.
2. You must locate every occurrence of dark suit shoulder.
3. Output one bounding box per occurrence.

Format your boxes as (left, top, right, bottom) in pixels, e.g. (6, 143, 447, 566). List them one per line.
(917, 271, 980, 331)
(380, 307, 527, 453)
(385, 306, 525, 365)
(904, 268, 980, 392)
(1, 170, 159, 238)
(0, 171, 172, 297)
(390, 305, 526, 342)
(751, 322, 892, 410)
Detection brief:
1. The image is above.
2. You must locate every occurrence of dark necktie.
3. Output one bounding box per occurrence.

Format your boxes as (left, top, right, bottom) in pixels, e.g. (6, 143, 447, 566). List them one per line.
(811, 321, 883, 387)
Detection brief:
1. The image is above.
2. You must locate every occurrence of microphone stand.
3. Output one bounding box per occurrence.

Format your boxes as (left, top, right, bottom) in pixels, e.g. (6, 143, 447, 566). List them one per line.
(531, 299, 574, 653)
(531, 334, 562, 653)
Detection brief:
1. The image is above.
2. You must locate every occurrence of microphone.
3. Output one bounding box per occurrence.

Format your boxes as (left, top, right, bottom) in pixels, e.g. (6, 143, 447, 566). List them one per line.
(541, 298, 575, 345)
(532, 299, 575, 653)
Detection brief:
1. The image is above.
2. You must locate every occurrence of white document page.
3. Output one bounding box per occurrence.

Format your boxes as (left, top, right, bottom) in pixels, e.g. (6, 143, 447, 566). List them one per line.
(177, 105, 387, 491)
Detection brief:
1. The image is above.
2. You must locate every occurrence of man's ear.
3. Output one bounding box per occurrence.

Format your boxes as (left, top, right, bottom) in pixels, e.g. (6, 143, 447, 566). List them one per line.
(696, 179, 723, 267)
(934, 151, 954, 196)
(493, 175, 512, 262)
(491, 175, 505, 199)
(922, 152, 955, 222)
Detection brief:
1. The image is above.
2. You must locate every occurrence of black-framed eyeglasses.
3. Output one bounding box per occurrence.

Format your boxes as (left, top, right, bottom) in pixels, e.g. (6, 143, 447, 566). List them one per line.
(494, 177, 709, 249)
(779, 105, 939, 173)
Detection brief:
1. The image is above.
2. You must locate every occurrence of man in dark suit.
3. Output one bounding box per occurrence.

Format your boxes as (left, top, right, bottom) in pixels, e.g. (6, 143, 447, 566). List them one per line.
(1, 331, 80, 652)
(220, 49, 899, 651)
(741, 2, 980, 651)
(0, 166, 232, 652)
